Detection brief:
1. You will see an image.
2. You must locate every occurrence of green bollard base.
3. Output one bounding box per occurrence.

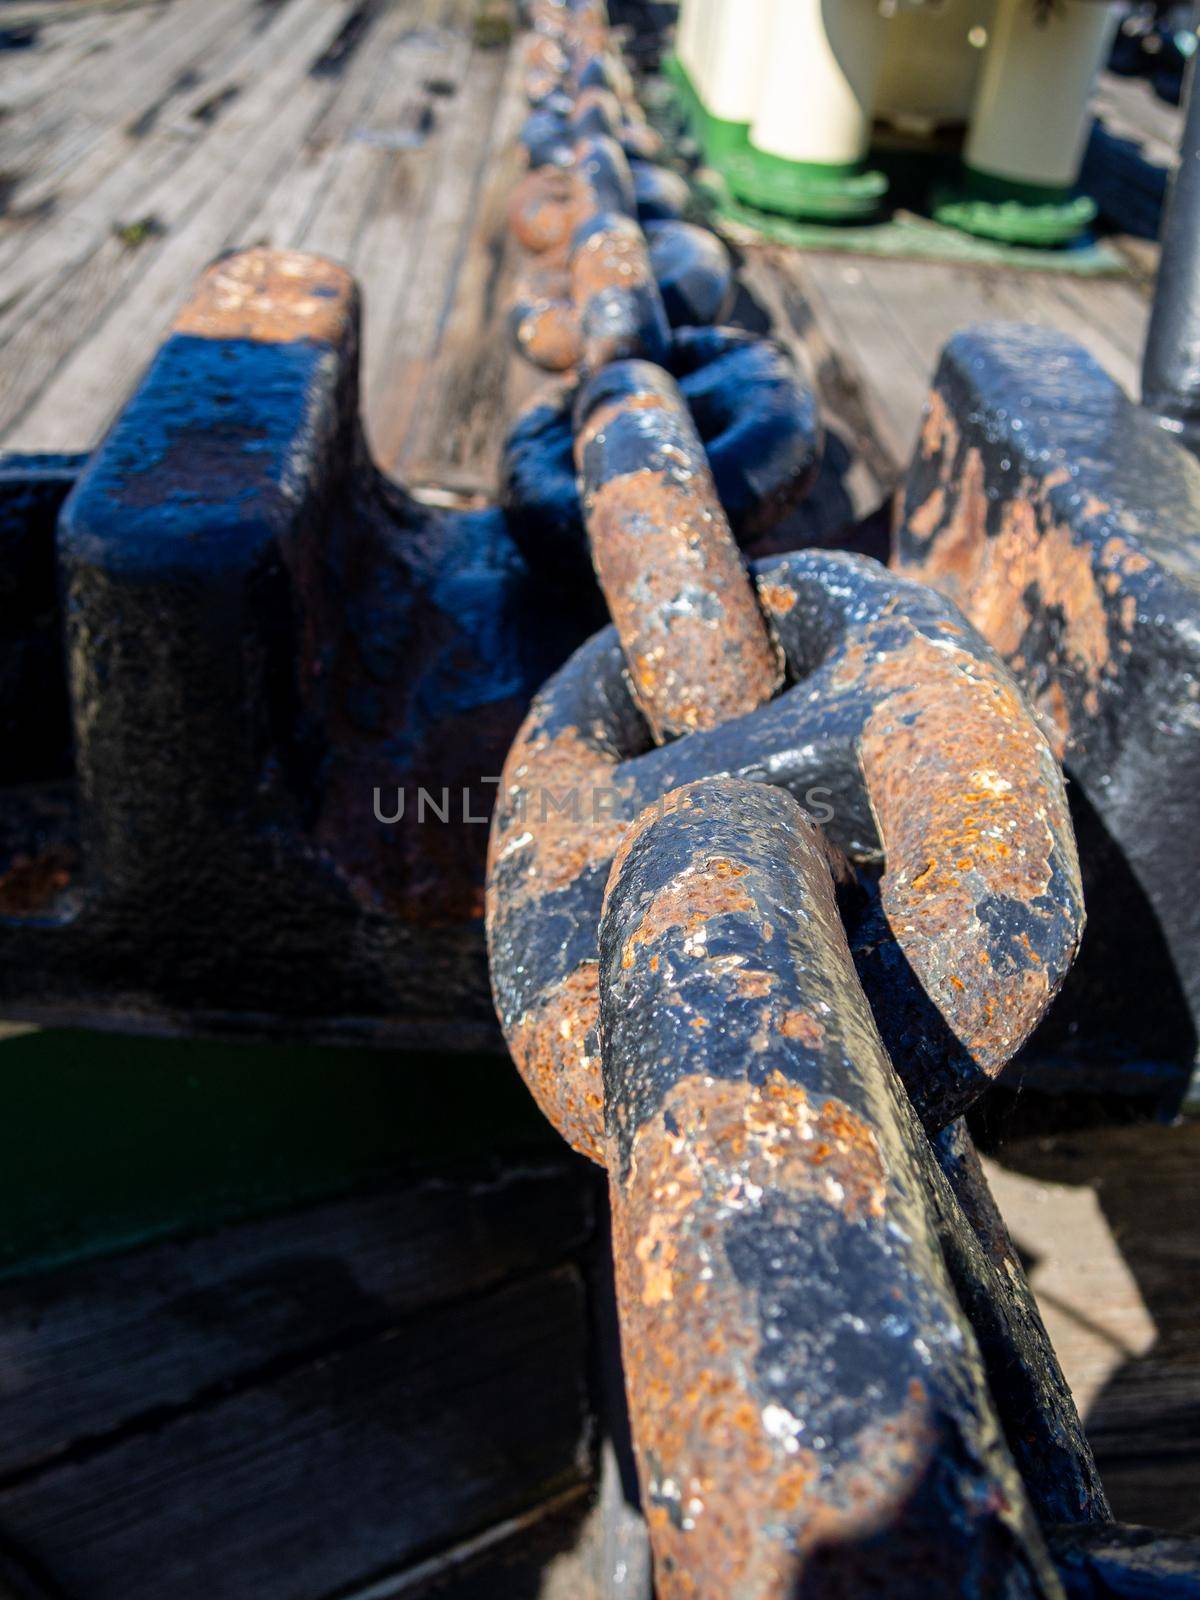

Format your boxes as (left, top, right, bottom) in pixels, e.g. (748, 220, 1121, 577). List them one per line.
(661, 53, 751, 165)
(932, 165, 1098, 246)
(724, 146, 888, 222)
(661, 57, 886, 221)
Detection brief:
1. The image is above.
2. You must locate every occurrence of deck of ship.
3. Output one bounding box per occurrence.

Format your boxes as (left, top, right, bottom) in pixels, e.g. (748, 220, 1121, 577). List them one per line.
(0, 2, 1197, 1594)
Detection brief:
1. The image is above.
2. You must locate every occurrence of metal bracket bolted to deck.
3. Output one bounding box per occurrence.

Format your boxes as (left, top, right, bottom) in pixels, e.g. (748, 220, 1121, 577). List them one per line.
(894, 322, 1200, 1107)
(0, 248, 592, 1046)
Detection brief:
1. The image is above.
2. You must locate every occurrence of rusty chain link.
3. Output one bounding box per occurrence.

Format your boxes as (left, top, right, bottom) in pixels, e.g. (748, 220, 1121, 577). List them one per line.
(487, 2, 1098, 1594)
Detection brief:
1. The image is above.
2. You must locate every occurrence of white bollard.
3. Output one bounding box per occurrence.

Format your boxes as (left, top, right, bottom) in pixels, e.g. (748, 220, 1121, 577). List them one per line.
(681, 0, 715, 104)
(874, 0, 992, 134)
(704, 0, 773, 131)
(674, 0, 705, 85)
(965, 0, 1120, 190)
(750, 0, 889, 169)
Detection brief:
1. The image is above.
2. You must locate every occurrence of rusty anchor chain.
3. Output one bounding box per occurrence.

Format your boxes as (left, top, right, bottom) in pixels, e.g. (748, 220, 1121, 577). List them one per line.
(486, 543, 1085, 1152)
(574, 359, 783, 738)
(484, 518, 1093, 1588)
(505, 7, 823, 611)
(598, 778, 1069, 1597)
(504, 326, 821, 588)
(486, 2, 1105, 1593)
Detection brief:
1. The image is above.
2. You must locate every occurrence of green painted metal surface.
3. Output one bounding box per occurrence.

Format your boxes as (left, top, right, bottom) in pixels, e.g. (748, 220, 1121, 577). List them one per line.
(932, 165, 1098, 245)
(0, 1027, 555, 1282)
(723, 149, 888, 222)
(661, 54, 751, 165)
(652, 67, 1123, 270)
(663, 53, 885, 222)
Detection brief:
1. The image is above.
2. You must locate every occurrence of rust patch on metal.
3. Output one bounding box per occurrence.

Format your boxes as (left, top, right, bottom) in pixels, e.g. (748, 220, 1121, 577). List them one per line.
(907, 483, 946, 542)
(609, 1072, 918, 1598)
(586, 469, 782, 737)
(570, 214, 661, 369)
(571, 217, 655, 304)
(1100, 534, 1151, 576)
(919, 386, 959, 462)
(575, 364, 784, 740)
(509, 166, 585, 255)
(512, 962, 605, 1164)
(488, 721, 634, 911)
(861, 630, 1083, 1079)
(757, 581, 797, 616)
(621, 1073, 887, 1293)
(511, 264, 582, 370)
(620, 856, 754, 970)
(594, 777, 1061, 1593)
(173, 247, 354, 345)
(906, 445, 987, 576)
(914, 473, 1116, 709)
(524, 30, 568, 80)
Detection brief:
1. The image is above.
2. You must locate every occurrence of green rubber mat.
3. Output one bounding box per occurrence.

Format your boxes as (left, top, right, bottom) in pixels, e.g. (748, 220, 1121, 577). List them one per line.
(648, 70, 1128, 276)
(712, 189, 1128, 275)
(0, 1026, 553, 1281)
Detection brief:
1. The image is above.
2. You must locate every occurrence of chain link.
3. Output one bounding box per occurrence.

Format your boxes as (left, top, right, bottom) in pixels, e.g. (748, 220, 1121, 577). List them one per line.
(487, 3, 1096, 1593)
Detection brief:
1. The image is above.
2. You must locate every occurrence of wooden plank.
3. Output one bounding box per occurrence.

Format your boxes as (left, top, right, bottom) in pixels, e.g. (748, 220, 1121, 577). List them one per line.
(362, 30, 511, 471)
(0, 0, 360, 449)
(0, 0, 345, 375)
(0, 1267, 592, 1600)
(251, 0, 436, 251)
(746, 244, 1152, 489)
(0, 5, 214, 192)
(984, 1119, 1200, 1534)
(791, 251, 931, 469)
(0, 4, 149, 129)
(0, 0, 266, 285)
(396, 28, 532, 488)
(339, 1487, 601, 1599)
(840, 257, 1146, 424)
(1024, 275, 1149, 394)
(0, 1162, 594, 1480)
(298, 2, 452, 263)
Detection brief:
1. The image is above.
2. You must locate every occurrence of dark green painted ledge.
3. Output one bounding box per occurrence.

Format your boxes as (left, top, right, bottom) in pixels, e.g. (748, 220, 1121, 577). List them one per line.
(0, 1026, 558, 1283)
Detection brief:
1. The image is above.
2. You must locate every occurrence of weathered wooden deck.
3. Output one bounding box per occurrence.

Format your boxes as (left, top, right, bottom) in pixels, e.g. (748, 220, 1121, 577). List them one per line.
(0, 0, 541, 489)
(0, 0, 1165, 491)
(0, 2, 1197, 1592)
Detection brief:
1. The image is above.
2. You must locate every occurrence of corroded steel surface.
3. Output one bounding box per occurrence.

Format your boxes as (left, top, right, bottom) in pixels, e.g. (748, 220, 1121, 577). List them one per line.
(510, 264, 584, 371)
(894, 323, 1200, 1097)
(597, 777, 1062, 1599)
(509, 15, 694, 380)
(508, 131, 676, 374)
(521, 80, 660, 170)
(929, 1120, 1110, 1527)
(509, 133, 634, 257)
(644, 219, 733, 328)
(630, 159, 690, 223)
(574, 359, 782, 738)
(485, 550, 1083, 1157)
(667, 328, 822, 538)
(172, 247, 355, 345)
(570, 210, 670, 370)
(509, 165, 587, 255)
(0, 245, 598, 1042)
(504, 328, 819, 586)
(509, 221, 732, 373)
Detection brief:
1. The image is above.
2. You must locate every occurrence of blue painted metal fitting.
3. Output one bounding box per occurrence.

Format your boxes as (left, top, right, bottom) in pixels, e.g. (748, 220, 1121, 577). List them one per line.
(0, 248, 589, 1044)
